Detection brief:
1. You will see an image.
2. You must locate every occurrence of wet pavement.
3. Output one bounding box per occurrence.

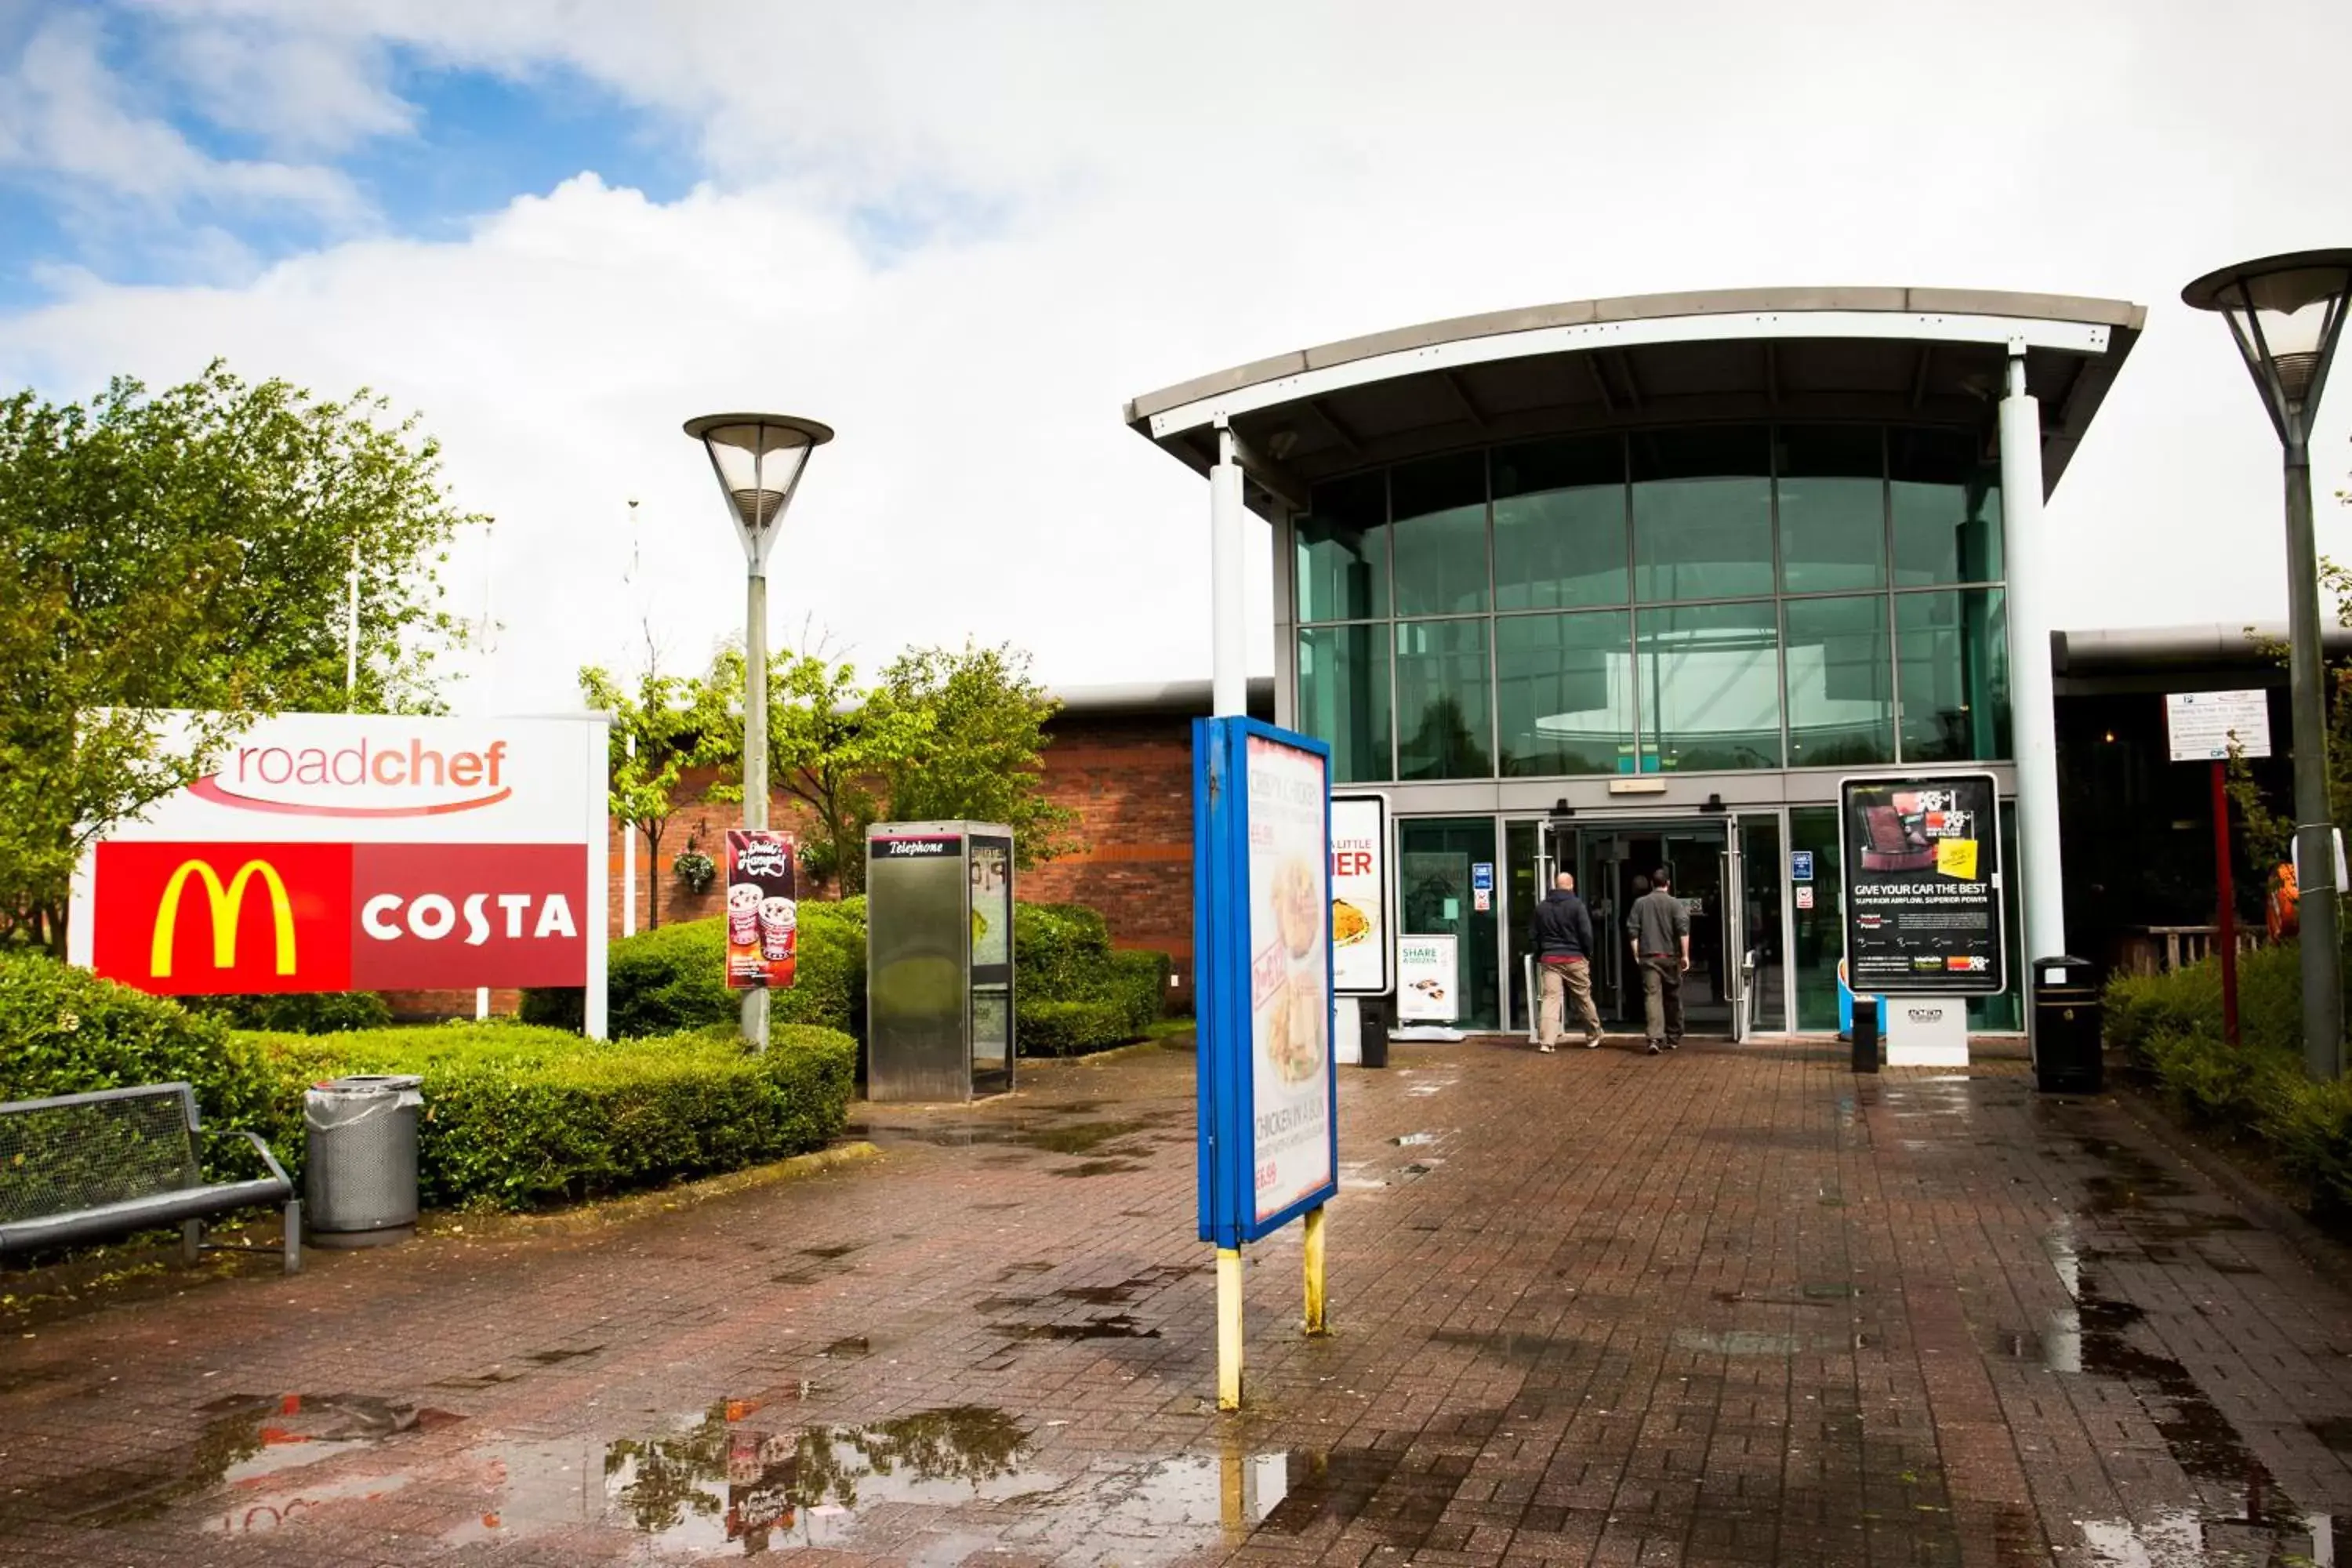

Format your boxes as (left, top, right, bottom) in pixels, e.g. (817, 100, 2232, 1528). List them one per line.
(3, 1036, 2351, 1565)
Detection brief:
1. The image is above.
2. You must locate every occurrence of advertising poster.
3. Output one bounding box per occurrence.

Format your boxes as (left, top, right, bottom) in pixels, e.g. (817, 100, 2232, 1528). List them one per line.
(1244, 733, 1334, 1225)
(1328, 795, 1388, 995)
(1396, 935, 1458, 1022)
(1840, 773, 2004, 996)
(724, 829, 799, 989)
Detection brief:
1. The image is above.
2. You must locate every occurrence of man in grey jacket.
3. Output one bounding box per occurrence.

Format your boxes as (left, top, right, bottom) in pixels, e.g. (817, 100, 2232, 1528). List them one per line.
(1626, 867, 1690, 1054)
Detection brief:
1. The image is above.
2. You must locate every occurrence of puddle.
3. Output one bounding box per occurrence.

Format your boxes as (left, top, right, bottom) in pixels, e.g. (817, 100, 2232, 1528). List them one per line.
(524, 1345, 603, 1366)
(1671, 1329, 1813, 1356)
(430, 1368, 525, 1391)
(2077, 1508, 2346, 1566)
(452, 1405, 1374, 1561)
(820, 1336, 871, 1359)
(1051, 1159, 1145, 1178)
(800, 1244, 860, 1260)
(1391, 1132, 1439, 1147)
(9, 1392, 462, 1530)
(849, 1119, 1156, 1156)
(2313, 1417, 2352, 1454)
(996, 1314, 1161, 1341)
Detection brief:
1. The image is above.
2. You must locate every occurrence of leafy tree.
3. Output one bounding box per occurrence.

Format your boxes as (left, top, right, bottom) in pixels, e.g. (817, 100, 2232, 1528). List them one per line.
(709, 646, 932, 896)
(879, 641, 1080, 868)
(581, 665, 739, 930)
(0, 361, 472, 951)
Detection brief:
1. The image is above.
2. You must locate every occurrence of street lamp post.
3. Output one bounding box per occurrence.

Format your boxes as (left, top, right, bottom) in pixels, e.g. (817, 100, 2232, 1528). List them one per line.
(2184, 250, 2352, 1081)
(683, 413, 834, 1050)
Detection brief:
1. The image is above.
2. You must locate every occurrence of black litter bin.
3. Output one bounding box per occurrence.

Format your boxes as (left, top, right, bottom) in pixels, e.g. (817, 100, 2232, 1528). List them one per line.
(1360, 996, 1389, 1069)
(2032, 955, 2103, 1094)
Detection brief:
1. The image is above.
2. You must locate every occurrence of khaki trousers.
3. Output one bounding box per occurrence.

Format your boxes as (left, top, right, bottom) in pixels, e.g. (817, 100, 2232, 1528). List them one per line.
(1538, 958, 1602, 1044)
(1640, 955, 1685, 1043)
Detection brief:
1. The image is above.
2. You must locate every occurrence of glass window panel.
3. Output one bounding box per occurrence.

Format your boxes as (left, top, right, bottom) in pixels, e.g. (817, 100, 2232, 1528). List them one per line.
(1495, 611, 1635, 776)
(1896, 588, 2011, 762)
(1889, 427, 2003, 586)
(1493, 437, 1627, 610)
(1788, 806, 1842, 1030)
(1635, 600, 1782, 771)
(1394, 618, 1491, 780)
(1396, 817, 1502, 1029)
(1777, 425, 1886, 593)
(1783, 594, 1893, 768)
(1296, 625, 1392, 783)
(1390, 452, 1489, 616)
(1631, 426, 1773, 602)
(1294, 472, 1388, 622)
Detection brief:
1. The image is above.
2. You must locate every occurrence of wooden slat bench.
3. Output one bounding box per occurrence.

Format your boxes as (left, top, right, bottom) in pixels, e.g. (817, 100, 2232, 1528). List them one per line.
(0, 1082, 300, 1274)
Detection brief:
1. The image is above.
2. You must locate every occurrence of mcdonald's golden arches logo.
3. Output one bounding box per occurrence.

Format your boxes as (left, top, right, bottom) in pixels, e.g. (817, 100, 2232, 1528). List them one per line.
(151, 858, 296, 978)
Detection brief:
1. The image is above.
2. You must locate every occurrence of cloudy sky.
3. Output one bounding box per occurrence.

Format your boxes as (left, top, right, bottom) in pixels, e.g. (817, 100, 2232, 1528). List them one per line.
(2, 0, 2350, 712)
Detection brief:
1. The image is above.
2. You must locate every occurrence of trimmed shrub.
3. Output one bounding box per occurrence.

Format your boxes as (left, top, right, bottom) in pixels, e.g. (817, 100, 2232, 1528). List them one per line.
(0, 951, 274, 1133)
(1018, 998, 1134, 1057)
(1106, 948, 1171, 1033)
(243, 1021, 855, 1210)
(521, 901, 869, 1040)
(2103, 940, 2352, 1216)
(187, 991, 394, 1035)
(1014, 903, 1113, 1000)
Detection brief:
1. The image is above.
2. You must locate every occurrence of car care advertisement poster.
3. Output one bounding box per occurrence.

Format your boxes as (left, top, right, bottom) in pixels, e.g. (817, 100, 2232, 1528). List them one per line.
(724, 829, 799, 990)
(1192, 717, 1338, 1248)
(1839, 772, 2005, 996)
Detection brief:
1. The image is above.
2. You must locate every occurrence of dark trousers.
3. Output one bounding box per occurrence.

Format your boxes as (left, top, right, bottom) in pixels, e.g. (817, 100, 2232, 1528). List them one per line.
(1640, 955, 1685, 1043)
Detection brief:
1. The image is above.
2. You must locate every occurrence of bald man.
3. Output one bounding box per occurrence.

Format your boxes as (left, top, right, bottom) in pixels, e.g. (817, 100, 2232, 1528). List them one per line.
(1531, 870, 1604, 1051)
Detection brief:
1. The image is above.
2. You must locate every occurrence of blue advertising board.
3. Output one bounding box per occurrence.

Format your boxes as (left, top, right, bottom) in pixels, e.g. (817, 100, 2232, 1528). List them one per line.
(1193, 716, 1339, 1249)
(1790, 850, 1814, 883)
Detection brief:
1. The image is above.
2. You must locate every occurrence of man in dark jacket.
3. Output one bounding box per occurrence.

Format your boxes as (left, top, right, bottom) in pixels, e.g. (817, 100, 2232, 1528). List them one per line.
(1531, 872, 1604, 1051)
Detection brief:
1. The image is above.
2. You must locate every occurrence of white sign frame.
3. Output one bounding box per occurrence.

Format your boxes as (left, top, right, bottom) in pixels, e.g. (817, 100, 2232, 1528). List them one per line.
(1397, 934, 1458, 1022)
(1330, 793, 1392, 997)
(2164, 689, 2273, 763)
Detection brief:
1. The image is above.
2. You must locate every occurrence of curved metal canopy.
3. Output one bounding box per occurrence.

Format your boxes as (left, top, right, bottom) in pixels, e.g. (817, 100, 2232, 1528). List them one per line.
(1125, 285, 2145, 513)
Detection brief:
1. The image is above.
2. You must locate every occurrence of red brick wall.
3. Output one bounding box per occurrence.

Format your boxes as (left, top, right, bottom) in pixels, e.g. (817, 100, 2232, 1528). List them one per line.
(390, 715, 1202, 1022)
(1025, 711, 1196, 1001)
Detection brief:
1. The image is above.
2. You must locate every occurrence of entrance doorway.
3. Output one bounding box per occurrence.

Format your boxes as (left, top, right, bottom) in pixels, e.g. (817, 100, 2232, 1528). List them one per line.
(1510, 815, 1782, 1040)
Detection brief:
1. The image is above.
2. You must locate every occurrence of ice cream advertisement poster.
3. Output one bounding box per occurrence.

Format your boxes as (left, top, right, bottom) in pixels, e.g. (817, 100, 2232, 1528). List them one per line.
(1243, 734, 1334, 1224)
(724, 829, 799, 989)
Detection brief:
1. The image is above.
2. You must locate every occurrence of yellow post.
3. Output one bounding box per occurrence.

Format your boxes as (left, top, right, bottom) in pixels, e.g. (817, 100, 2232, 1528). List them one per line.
(1216, 1246, 1244, 1410)
(1302, 1203, 1329, 1336)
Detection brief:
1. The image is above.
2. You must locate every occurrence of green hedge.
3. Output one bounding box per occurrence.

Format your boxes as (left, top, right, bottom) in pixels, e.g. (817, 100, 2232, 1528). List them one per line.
(2104, 941, 2352, 1215)
(521, 901, 869, 1040)
(524, 896, 1167, 1058)
(246, 1022, 856, 1210)
(1018, 998, 1134, 1057)
(0, 950, 274, 1134)
(187, 991, 394, 1035)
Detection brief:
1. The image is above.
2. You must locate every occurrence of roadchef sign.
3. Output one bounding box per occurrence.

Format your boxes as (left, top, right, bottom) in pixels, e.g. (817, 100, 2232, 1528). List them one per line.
(68, 713, 609, 1014)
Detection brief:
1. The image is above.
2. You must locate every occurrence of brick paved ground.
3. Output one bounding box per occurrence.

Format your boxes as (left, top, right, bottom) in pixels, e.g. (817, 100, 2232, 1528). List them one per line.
(4, 1035, 2350, 1566)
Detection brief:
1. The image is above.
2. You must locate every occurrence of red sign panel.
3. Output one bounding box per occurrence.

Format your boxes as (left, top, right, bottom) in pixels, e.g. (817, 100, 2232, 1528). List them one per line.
(91, 840, 589, 996)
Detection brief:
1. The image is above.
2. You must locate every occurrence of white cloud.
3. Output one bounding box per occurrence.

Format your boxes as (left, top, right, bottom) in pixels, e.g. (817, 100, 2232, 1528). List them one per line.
(0, 9, 368, 230)
(4, 0, 2352, 713)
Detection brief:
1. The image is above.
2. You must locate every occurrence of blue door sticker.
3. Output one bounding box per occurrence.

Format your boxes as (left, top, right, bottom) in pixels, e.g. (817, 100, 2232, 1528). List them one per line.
(1790, 851, 1814, 882)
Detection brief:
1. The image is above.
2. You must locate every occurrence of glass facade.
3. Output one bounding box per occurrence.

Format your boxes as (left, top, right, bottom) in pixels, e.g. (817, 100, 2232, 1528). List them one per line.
(1293, 423, 2009, 781)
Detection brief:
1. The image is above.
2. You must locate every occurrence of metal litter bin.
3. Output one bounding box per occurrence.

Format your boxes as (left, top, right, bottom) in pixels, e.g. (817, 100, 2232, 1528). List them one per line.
(304, 1074, 423, 1247)
(1359, 996, 1390, 1069)
(2032, 956, 2103, 1094)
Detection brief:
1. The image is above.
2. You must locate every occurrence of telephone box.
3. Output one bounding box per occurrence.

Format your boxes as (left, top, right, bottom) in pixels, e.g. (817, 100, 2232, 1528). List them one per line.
(865, 821, 1014, 1102)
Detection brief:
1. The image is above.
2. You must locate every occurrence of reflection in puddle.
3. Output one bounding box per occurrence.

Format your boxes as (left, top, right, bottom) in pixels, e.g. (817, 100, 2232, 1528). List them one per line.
(2078, 1508, 2343, 1566)
(451, 1403, 1334, 1561)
